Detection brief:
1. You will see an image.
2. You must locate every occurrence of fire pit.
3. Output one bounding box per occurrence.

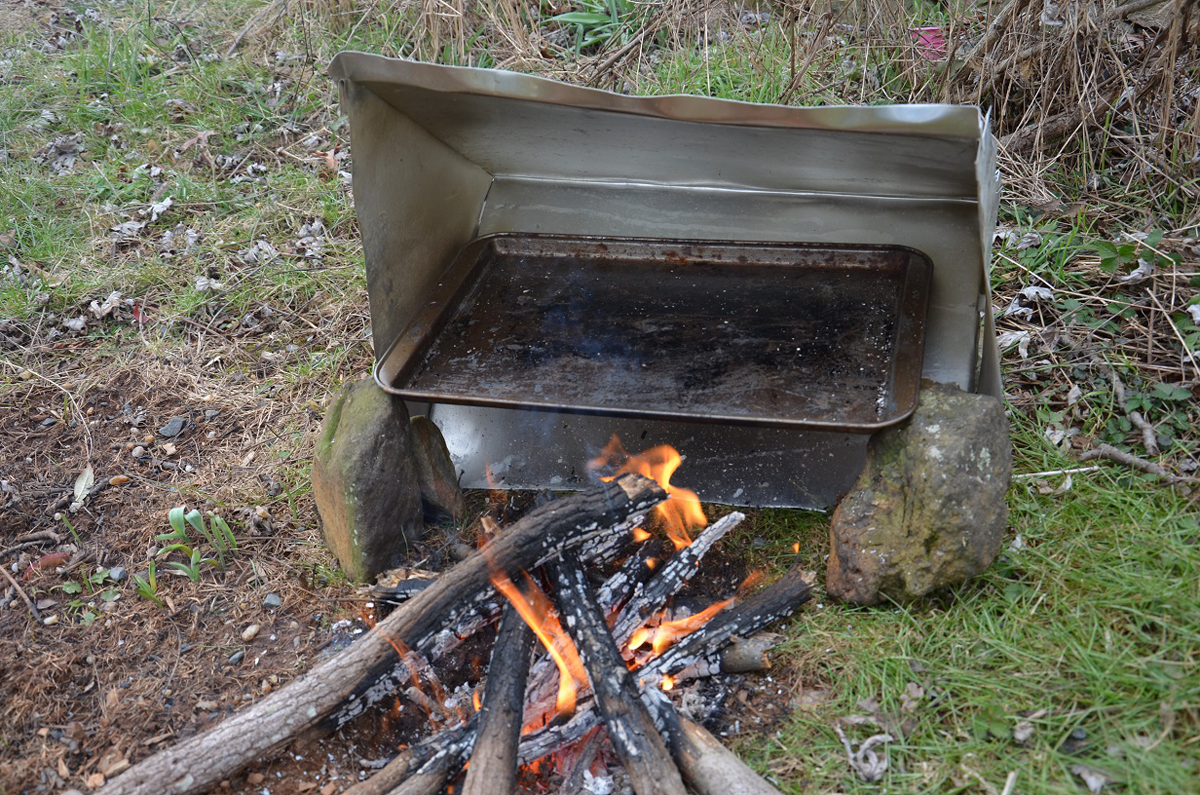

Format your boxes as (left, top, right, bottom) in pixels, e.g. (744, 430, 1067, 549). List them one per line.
(327, 53, 1001, 508)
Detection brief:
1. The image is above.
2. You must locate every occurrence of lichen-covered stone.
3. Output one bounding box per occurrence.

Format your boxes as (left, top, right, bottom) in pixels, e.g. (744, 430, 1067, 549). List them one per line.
(826, 381, 1011, 605)
(312, 378, 423, 583)
(410, 415, 466, 521)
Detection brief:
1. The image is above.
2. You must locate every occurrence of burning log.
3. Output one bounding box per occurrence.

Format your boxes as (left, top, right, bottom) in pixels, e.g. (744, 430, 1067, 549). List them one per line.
(518, 566, 812, 763)
(98, 474, 666, 795)
(461, 603, 534, 795)
(548, 550, 689, 795)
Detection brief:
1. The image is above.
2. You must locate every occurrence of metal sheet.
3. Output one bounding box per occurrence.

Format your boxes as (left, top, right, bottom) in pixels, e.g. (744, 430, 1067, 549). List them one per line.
(329, 53, 1002, 507)
(380, 234, 931, 431)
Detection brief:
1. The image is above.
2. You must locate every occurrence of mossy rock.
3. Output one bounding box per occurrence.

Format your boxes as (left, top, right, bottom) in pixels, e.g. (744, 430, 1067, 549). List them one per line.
(826, 381, 1012, 605)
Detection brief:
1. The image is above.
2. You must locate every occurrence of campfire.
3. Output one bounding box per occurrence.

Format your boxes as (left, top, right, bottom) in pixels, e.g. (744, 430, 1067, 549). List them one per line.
(346, 438, 811, 795)
(98, 442, 812, 795)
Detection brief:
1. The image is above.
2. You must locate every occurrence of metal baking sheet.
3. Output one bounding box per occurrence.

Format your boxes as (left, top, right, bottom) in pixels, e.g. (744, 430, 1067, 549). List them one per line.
(377, 235, 931, 431)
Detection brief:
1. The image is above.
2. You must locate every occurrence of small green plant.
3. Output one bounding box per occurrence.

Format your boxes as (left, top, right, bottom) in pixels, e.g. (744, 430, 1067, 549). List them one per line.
(164, 547, 208, 582)
(157, 506, 238, 574)
(549, 0, 637, 53)
(1090, 230, 1180, 276)
(132, 559, 164, 608)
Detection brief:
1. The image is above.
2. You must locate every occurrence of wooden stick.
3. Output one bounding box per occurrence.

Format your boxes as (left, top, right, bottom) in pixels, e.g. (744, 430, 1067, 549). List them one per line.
(385, 734, 474, 795)
(461, 603, 534, 795)
(675, 715, 783, 795)
(99, 474, 666, 795)
(0, 564, 40, 624)
(341, 749, 418, 795)
(548, 550, 688, 795)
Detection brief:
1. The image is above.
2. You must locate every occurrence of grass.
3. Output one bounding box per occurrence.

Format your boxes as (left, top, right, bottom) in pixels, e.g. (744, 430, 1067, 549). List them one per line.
(1, 0, 1197, 793)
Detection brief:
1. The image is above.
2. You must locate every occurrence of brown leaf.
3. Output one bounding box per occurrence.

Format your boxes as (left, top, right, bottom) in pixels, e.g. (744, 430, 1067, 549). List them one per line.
(180, 131, 217, 152)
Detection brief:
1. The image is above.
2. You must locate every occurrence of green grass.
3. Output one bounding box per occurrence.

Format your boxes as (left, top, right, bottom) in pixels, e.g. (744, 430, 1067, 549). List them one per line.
(1, 2, 1198, 793)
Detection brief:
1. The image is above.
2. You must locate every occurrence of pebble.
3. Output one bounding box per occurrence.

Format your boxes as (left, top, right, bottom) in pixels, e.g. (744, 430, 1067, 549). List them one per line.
(263, 593, 282, 609)
(241, 623, 261, 642)
(43, 615, 59, 626)
(109, 475, 131, 486)
(40, 417, 57, 427)
(247, 772, 265, 785)
(228, 649, 245, 665)
(131, 446, 145, 459)
(108, 566, 128, 582)
(158, 416, 188, 437)
(196, 700, 219, 711)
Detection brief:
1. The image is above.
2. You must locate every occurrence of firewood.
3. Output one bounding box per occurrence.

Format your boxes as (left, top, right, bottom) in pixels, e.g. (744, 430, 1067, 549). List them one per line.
(612, 512, 743, 644)
(524, 513, 742, 721)
(675, 715, 783, 795)
(461, 603, 534, 795)
(98, 474, 666, 795)
(548, 550, 688, 795)
(519, 567, 812, 763)
(385, 734, 474, 795)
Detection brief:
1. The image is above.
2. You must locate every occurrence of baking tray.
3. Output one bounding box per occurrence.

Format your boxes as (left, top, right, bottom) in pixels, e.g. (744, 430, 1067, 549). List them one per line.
(376, 234, 931, 431)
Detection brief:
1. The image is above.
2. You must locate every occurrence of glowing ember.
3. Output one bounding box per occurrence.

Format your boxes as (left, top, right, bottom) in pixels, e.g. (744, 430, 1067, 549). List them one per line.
(490, 570, 588, 718)
(588, 435, 707, 550)
(661, 675, 676, 691)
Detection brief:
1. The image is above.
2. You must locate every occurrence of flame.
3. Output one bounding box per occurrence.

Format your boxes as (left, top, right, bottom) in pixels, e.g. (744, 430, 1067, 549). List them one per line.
(628, 599, 735, 657)
(588, 435, 707, 550)
(473, 690, 482, 712)
(661, 675, 676, 691)
(631, 526, 652, 543)
(490, 570, 588, 717)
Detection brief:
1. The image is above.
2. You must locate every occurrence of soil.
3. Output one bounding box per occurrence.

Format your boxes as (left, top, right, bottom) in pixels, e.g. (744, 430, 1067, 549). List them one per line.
(0, 366, 815, 795)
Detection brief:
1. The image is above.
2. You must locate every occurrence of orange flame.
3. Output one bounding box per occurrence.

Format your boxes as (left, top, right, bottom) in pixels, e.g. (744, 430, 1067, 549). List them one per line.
(628, 599, 735, 657)
(631, 526, 652, 543)
(588, 435, 707, 550)
(490, 570, 588, 717)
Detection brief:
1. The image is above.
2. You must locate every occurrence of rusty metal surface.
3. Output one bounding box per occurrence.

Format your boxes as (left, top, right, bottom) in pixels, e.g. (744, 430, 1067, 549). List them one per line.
(328, 53, 1001, 507)
(379, 235, 930, 431)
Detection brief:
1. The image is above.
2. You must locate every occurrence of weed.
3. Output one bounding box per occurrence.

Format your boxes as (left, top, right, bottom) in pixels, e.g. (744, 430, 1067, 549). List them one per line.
(131, 560, 164, 608)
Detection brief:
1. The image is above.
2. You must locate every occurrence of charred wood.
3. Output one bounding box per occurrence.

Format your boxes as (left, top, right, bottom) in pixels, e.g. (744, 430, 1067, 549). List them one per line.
(548, 550, 688, 795)
(612, 512, 743, 644)
(519, 566, 811, 763)
(98, 474, 666, 795)
(461, 603, 534, 795)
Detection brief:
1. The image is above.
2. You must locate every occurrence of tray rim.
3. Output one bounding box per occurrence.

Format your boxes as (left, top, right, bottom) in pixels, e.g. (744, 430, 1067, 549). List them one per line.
(374, 233, 932, 433)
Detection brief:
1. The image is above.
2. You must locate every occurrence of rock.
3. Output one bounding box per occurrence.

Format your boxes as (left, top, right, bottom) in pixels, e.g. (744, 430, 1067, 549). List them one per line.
(409, 415, 466, 521)
(826, 381, 1011, 605)
(107, 566, 128, 583)
(241, 623, 260, 642)
(263, 593, 282, 609)
(311, 378, 424, 583)
(228, 649, 245, 665)
(157, 415, 189, 437)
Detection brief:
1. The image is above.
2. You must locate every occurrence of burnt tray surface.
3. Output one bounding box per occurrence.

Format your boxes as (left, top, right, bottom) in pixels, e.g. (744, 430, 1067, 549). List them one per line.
(378, 235, 931, 430)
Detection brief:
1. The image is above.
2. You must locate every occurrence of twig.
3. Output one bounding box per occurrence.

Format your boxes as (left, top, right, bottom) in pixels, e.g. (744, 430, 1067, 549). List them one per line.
(1108, 369, 1160, 455)
(1012, 466, 1102, 479)
(1079, 442, 1194, 483)
(1000, 771, 1019, 795)
(0, 529, 63, 559)
(0, 564, 40, 625)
